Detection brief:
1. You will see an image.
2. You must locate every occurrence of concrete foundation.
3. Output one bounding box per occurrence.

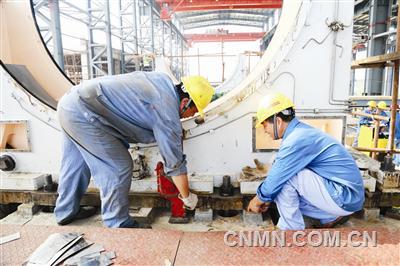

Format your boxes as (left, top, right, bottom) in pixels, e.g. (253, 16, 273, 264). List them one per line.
(239, 181, 262, 194)
(17, 203, 41, 217)
(0, 173, 47, 190)
(129, 207, 156, 224)
(194, 208, 213, 223)
(363, 208, 381, 221)
(242, 210, 264, 226)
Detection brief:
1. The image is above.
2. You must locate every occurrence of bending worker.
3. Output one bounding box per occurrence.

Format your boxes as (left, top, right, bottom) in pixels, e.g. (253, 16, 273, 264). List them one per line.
(247, 92, 364, 230)
(55, 72, 214, 228)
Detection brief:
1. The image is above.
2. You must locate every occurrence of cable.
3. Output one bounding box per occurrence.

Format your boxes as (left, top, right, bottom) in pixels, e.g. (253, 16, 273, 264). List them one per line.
(184, 112, 255, 140)
(11, 93, 60, 132)
(328, 0, 350, 106)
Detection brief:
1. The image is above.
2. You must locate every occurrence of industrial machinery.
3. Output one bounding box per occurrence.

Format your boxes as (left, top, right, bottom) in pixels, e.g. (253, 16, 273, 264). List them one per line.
(1, 0, 398, 217)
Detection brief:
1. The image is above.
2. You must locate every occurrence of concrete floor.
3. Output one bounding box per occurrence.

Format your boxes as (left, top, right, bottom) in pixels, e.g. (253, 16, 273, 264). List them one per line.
(1, 208, 400, 265)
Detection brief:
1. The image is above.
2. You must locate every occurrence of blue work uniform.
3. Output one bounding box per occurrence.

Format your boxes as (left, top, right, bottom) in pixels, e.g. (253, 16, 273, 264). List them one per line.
(377, 110, 389, 128)
(393, 112, 400, 165)
(395, 112, 400, 140)
(54, 72, 186, 227)
(359, 108, 374, 126)
(257, 118, 365, 230)
(353, 108, 373, 147)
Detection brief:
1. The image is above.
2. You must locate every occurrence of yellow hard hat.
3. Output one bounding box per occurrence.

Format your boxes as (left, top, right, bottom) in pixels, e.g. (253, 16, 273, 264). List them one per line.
(182, 76, 215, 116)
(368, 100, 377, 108)
(256, 92, 294, 128)
(378, 101, 387, 109)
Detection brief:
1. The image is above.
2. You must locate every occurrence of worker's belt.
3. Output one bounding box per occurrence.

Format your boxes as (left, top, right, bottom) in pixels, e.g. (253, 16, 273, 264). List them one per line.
(76, 81, 153, 144)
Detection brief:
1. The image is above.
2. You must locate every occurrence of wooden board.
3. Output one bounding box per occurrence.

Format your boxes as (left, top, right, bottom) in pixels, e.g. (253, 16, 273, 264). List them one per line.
(254, 116, 345, 151)
(351, 52, 400, 69)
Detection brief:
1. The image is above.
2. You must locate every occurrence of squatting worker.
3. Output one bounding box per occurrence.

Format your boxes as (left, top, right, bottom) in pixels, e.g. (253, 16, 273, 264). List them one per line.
(55, 72, 214, 228)
(247, 92, 364, 230)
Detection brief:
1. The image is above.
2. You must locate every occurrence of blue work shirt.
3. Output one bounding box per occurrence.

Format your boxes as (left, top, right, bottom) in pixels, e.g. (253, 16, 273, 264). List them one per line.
(256, 117, 365, 212)
(359, 109, 373, 126)
(396, 112, 400, 140)
(377, 110, 389, 127)
(80, 71, 186, 176)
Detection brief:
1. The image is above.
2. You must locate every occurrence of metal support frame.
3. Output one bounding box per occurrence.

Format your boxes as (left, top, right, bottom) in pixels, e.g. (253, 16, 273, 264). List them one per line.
(171, 29, 181, 79)
(353, 0, 400, 166)
(156, 0, 283, 12)
(161, 21, 166, 56)
(136, 0, 188, 74)
(87, 0, 114, 78)
(32, 0, 65, 70)
(137, 0, 155, 55)
(48, 0, 65, 70)
(32, 0, 187, 79)
(0, 189, 246, 211)
(119, 0, 140, 73)
(365, 0, 390, 95)
(154, 14, 166, 57)
(2, 188, 399, 209)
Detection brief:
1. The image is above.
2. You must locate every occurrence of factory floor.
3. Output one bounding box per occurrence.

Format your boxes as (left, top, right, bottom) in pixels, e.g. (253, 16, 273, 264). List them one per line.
(1, 209, 400, 265)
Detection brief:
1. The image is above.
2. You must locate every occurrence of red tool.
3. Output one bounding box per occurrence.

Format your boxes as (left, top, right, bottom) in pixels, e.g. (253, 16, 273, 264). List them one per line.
(156, 162, 190, 224)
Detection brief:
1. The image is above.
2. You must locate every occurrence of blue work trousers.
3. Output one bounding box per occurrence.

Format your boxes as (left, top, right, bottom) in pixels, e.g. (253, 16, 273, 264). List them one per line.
(274, 169, 353, 230)
(54, 88, 135, 228)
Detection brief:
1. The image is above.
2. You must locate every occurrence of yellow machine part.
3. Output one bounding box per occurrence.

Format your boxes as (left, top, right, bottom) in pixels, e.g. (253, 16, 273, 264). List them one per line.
(358, 126, 388, 155)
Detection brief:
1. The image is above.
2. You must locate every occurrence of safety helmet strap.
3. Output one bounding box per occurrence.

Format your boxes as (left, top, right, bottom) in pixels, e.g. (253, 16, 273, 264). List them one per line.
(180, 98, 193, 116)
(273, 114, 279, 140)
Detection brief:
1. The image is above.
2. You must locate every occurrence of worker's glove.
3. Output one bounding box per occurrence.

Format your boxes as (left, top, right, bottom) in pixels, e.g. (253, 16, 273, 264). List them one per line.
(178, 192, 198, 210)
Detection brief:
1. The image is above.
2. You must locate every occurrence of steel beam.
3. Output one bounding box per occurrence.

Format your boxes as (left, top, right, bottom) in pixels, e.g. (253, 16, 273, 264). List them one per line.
(177, 10, 274, 19)
(150, 0, 155, 56)
(137, 0, 155, 59)
(104, 0, 114, 75)
(119, 0, 140, 73)
(156, 0, 282, 12)
(184, 20, 264, 30)
(185, 32, 266, 43)
(0, 189, 246, 210)
(87, 0, 114, 78)
(179, 13, 269, 24)
(33, 0, 65, 70)
(1, 189, 399, 209)
(365, 0, 390, 95)
(48, 0, 64, 70)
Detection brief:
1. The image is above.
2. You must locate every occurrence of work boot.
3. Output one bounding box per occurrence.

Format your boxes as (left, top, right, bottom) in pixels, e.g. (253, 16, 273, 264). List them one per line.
(314, 215, 350, 229)
(57, 206, 97, 226)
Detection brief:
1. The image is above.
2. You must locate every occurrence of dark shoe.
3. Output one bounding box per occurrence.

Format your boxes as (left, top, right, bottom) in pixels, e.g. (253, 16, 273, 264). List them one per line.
(168, 215, 190, 224)
(57, 206, 97, 226)
(120, 219, 152, 229)
(315, 215, 350, 228)
(131, 221, 152, 229)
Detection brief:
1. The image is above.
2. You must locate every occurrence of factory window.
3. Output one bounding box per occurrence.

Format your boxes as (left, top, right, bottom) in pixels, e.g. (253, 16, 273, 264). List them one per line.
(0, 121, 30, 151)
